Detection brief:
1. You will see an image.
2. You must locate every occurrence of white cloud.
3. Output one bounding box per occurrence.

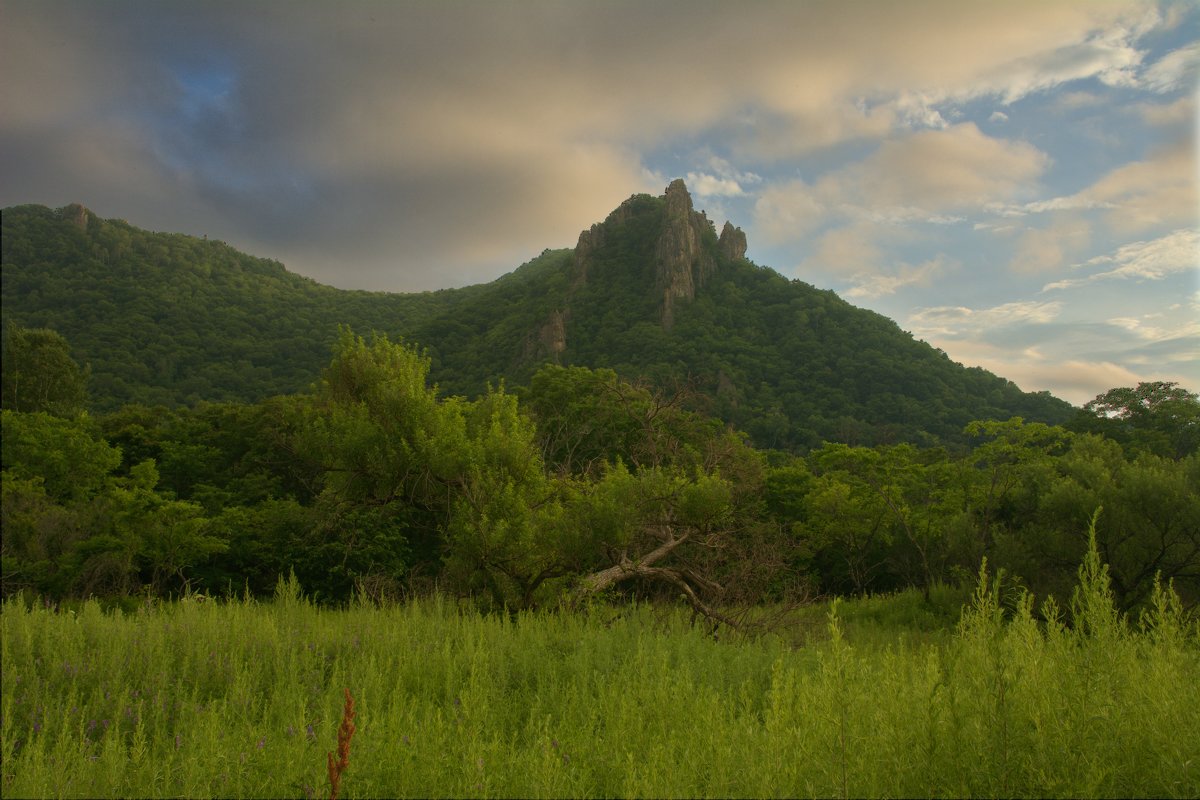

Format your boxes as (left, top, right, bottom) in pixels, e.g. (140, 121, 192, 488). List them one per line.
(1136, 95, 1196, 126)
(753, 123, 1048, 247)
(988, 110, 1009, 123)
(908, 300, 1063, 338)
(990, 138, 1196, 235)
(754, 180, 826, 244)
(685, 172, 745, 198)
(797, 221, 892, 276)
(1141, 42, 1200, 93)
(1104, 316, 1200, 343)
(844, 256, 951, 299)
(1043, 228, 1200, 290)
(1009, 217, 1091, 275)
(1080, 139, 1198, 233)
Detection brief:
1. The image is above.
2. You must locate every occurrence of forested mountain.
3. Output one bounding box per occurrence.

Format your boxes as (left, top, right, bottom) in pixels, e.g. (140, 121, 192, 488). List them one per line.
(1, 182, 1072, 448)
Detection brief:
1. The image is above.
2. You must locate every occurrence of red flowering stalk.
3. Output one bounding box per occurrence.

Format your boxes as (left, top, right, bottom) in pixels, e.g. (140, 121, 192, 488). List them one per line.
(327, 688, 356, 800)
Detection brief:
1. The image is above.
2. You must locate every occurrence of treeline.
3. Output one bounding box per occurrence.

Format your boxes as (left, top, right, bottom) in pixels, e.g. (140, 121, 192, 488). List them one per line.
(2, 324, 1197, 615)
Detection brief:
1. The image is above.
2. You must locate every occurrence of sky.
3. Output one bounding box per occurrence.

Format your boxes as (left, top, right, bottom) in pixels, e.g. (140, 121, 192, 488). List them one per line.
(1, 1, 1197, 406)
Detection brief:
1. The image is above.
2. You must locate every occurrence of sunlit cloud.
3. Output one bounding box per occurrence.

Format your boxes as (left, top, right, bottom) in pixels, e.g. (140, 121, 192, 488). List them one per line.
(1043, 229, 1200, 291)
(1141, 41, 1200, 92)
(845, 256, 952, 299)
(1009, 217, 1091, 275)
(908, 300, 1064, 338)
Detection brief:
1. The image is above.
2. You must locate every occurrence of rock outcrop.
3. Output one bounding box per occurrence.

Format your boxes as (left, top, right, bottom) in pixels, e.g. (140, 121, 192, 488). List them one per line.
(718, 221, 748, 262)
(565, 178, 750, 334)
(655, 179, 716, 329)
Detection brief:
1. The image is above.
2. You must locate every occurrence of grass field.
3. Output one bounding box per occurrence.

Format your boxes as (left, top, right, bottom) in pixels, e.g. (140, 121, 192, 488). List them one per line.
(3, 551, 1198, 798)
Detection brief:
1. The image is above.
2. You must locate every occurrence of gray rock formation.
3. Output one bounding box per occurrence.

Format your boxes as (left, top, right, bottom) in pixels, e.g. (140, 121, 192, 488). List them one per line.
(655, 179, 715, 329)
(718, 221, 748, 262)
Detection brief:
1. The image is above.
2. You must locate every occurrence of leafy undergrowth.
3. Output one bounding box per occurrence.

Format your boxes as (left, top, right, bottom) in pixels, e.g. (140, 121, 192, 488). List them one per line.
(3, 537, 1197, 798)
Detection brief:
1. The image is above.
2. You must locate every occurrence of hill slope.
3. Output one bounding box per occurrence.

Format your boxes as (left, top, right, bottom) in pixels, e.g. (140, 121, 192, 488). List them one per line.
(1, 185, 1073, 447)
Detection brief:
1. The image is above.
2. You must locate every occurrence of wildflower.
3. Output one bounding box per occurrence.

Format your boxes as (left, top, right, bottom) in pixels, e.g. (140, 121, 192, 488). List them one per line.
(32, 721, 42, 734)
(257, 737, 266, 750)
(287, 725, 297, 737)
(402, 735, 410, 745)
(175, 734, 182, 750)
(306, 723, 316, 741)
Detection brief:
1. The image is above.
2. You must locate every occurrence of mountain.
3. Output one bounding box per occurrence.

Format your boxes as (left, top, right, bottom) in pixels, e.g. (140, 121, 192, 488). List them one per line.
(1, 183, 1073, 448)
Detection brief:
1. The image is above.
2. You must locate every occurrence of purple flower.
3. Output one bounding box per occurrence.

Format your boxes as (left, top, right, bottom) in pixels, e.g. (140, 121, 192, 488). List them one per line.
(256, 737, 266, 750)
(175, 734, 182, 750)
(287, 725, 297, 737)
(32, 721, 42, 734)
(306, 723, 316, 741)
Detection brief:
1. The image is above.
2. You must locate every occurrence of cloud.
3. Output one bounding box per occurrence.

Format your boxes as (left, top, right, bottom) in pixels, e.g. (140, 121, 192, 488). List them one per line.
(753, 123, 1047, 247)
(990, 138, 1196, 234)
(908, 300, 1063, 338)
(825, 124, 1049, 213)
(845, 256, 952, 299)
(798, 221, 891, 276)
(753, 180, 826, 244)
(1141, 41, 1200, 92)
(1135, 95, 1196, 126)
(685, 172, 745, 198)
(1106, 315, 1200, 343)
(988, 111, 1009, 123)
(1009, 217, 1091, 274)
(1042, 228, 1200, 291)
(0, 0, 1179, 291)
(1079, 138, 1199, 233)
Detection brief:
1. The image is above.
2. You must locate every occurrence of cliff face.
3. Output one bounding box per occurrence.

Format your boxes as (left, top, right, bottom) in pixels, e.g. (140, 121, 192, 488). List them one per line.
(560, 178, 747, 339)
(718, 221, 748, 262)
(655, 179, 717, 329)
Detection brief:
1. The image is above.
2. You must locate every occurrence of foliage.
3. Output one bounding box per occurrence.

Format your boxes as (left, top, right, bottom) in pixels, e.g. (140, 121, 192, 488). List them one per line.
(0, 322, 88, 416)
(1071, 381, 1200, 458)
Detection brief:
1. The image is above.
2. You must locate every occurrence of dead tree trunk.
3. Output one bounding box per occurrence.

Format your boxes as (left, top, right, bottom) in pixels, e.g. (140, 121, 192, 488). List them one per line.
(573, 528, 738, 630)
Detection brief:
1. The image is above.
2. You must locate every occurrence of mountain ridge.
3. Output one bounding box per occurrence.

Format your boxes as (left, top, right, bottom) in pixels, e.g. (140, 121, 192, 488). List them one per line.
(0, 183, 1073, 448)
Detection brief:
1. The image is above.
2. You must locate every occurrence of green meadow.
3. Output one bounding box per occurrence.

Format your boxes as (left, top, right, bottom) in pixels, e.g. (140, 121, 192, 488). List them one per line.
(3, 538, 1197, 800)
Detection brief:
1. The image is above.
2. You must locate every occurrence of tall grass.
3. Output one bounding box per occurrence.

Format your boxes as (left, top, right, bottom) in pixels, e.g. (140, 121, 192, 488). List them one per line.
(2, 536, 1197, 798)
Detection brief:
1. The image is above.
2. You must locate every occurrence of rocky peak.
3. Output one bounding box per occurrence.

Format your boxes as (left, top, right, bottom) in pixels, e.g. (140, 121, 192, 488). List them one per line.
(718, 221, 747, 261)
(567, 179, 744, 332)
(655, 179, 715, 329)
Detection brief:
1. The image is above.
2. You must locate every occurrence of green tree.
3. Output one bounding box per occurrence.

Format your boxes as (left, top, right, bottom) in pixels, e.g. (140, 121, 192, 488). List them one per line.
(1, 323, 88, 416)
(1074, 381, 1200, 458)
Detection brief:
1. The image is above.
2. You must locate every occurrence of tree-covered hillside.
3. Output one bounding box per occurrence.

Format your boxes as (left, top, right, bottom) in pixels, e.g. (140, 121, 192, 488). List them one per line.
(1, 188, 1072, 448)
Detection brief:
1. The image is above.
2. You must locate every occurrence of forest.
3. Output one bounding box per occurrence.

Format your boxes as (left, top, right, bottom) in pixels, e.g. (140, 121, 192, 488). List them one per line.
(3, 322, 1197, 617)
(1, 201, 1073, 448)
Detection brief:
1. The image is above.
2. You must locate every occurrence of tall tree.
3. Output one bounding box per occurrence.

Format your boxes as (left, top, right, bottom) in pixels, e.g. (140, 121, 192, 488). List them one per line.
(1076, 382, 1199, 458)
(1, 323, 88, 416)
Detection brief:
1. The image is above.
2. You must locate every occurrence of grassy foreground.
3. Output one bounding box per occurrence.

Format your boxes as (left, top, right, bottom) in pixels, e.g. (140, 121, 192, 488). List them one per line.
(2, 550, 1198, 798)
